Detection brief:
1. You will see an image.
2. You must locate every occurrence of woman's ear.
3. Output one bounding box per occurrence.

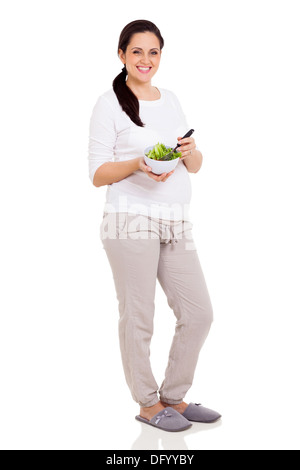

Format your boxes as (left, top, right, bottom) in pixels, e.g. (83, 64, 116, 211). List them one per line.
(118, 49, 126, 65)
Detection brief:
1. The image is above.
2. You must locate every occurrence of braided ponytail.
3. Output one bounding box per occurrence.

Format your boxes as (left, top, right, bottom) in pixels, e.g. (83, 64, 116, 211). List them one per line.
(113, 65, 144, 127)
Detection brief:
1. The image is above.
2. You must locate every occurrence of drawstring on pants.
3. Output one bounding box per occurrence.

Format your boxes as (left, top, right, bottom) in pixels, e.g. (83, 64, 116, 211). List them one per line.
(162, 224, 178, 245)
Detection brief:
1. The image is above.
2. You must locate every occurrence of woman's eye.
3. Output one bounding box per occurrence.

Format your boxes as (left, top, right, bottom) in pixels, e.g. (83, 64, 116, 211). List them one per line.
(151, 51, 158, 55)
(133, 50, 141, 54)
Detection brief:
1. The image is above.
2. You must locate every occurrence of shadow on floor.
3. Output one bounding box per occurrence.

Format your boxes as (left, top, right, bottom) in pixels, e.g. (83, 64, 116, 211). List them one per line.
(131, 419, 222, 450)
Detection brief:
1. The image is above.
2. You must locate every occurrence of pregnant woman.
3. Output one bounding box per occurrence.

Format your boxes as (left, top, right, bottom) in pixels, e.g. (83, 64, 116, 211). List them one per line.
(88, 19, 221, 432)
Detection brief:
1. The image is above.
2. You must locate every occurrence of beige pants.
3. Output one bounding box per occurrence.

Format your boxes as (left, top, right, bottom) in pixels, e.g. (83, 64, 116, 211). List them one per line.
(100, 212, 213, 408)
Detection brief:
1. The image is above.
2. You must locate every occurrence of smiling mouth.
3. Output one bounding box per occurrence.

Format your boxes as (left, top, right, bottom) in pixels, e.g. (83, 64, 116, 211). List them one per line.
(136, 66, 152, 74)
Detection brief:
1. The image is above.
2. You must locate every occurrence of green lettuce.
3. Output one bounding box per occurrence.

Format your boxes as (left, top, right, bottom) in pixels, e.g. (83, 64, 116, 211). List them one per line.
(146, 143, 181, 161)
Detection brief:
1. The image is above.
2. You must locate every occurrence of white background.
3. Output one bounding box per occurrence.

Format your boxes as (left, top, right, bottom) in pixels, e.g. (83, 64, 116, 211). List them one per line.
(0, 0, 299, 450)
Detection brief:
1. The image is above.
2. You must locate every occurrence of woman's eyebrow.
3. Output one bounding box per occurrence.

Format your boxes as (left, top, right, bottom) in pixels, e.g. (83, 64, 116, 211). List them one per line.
(131, 47, 160, 51)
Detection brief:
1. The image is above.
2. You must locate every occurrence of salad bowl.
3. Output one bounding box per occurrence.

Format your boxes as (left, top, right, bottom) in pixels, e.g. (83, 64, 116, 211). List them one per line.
(144, 144, 180, 175)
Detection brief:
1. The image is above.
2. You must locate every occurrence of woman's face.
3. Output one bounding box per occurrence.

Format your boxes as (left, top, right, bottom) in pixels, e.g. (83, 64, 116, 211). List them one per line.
(119, 32, 161, 84)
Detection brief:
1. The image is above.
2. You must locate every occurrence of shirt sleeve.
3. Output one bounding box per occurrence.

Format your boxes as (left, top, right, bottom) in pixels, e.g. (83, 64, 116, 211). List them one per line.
(88, 95, 116, 183)
(168, 91, 189, 129)
(168, 91, 199, 150)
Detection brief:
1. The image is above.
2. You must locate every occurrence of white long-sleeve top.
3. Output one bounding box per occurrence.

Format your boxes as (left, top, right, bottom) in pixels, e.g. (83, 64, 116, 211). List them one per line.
(88, 87, 193, 221)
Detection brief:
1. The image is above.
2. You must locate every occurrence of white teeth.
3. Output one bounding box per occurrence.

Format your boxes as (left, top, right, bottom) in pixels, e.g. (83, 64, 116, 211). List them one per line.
(137, 67, 151, 70)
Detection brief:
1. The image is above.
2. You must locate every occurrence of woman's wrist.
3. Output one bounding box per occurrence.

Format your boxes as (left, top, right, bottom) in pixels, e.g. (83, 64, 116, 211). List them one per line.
(182, 149, 203, 173)
(134, 157, 143, 171)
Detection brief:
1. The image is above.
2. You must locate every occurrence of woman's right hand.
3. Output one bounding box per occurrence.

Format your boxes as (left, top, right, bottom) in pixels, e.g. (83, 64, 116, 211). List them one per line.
(138, 157, 174, 182)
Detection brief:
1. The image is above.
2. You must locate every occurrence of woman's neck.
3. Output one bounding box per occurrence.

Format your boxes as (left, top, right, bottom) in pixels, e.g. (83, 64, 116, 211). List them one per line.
(126, 77, 159, 101)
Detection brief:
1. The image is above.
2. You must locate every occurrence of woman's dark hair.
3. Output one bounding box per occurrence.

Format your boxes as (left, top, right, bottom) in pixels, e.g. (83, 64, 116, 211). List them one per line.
(113, 20, 164, 127)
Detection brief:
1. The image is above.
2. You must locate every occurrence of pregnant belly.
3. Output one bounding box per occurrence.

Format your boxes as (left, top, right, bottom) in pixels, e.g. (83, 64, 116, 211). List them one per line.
(111, 161, 192, 205)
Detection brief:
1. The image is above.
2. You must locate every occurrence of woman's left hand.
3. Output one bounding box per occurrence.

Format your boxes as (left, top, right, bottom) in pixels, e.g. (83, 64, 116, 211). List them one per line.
(177, 136, 197, 160)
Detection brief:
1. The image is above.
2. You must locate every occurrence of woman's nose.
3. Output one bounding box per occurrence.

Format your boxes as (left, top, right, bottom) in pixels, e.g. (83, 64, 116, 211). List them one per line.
(139, 54, 152, 64)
